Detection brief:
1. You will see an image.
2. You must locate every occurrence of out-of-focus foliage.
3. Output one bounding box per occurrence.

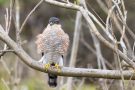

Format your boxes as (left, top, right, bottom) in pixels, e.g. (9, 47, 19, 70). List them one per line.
(0, 0, 7, 5)
(0, 0, 135, 90)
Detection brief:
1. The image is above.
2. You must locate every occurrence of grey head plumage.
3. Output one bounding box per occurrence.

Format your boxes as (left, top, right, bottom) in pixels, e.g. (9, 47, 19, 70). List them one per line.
(49, 17, 60, 25)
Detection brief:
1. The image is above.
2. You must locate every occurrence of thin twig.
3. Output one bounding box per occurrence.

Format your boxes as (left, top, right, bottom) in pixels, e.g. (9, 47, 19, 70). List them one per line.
(115, 43, 125, 90)
(96, 0, 108, 13)
(19, 0, 43, 33)
(14, 0, 21, 89)
(0, 57, 11, 75)
(1, 78, 10, 90)
(0, 49, 14, 57)
(80, 38, 114, 69)
(0, 50, 14, 52)
(7, 0, 13, 32)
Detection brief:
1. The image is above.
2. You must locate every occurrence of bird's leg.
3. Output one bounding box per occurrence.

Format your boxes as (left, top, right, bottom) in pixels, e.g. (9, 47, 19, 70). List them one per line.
(54, 63, 61, 72)
(38, 57, 44, 63)
(44, 63, 50, 71)
(38, 55, 46, 63)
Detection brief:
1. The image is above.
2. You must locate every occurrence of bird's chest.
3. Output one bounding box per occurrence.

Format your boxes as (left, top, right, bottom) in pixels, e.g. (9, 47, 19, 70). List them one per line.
(44, 30, 62, 52)
(45, 52, 60, 63)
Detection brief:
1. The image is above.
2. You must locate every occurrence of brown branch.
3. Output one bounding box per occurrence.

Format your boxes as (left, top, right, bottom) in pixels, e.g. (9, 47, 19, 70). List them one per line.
(0, 25, 135, 79)
(0, 50, 14, 52)
(80, 8, 135, 68)
(44, 0, 80, 10)
(0, 49, 14, 57)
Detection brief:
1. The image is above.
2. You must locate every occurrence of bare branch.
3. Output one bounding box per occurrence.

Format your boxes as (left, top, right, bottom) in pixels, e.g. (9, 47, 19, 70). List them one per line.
(0, 58, 11, 75)
(1, 78, 10, 90)
(0, 49, 14, 57)
(19, 0, 43, 33)
(80, 38, 114, 69)
(44, 0, 80, 10)
(0, 24, 135, 79)
(80, 8, 135, 68)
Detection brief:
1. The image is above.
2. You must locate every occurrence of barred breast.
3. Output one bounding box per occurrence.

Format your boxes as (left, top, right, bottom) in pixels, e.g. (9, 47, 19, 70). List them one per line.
(36, 24, 69, 55)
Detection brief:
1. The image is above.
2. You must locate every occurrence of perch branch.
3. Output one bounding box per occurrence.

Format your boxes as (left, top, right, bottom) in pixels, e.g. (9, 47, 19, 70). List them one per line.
(0, 25, 135, 79)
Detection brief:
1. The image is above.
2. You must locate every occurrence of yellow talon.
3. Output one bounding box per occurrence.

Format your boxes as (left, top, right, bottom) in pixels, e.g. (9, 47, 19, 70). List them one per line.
(55, 63, 61, 72)
(44, 63, 61, 72)
(44, 63, 50, 71)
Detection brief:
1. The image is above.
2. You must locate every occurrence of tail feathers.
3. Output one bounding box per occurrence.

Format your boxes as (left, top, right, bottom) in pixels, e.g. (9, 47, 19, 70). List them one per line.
(48, 63, 57, 87)
(48, 73, 57, 87)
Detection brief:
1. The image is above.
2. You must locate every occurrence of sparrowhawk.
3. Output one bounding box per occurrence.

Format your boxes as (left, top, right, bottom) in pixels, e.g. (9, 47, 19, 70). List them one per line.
(35, 17, 69, 87)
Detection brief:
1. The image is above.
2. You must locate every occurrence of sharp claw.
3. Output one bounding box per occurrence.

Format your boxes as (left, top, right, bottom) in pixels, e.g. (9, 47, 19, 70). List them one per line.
(44, 63, 61, 72)
(44, 63, 50, 71)
(55, 64, 61, 72)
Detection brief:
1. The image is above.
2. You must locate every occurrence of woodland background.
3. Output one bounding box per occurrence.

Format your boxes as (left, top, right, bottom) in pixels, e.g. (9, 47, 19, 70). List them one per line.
(0, 0, 135, 90)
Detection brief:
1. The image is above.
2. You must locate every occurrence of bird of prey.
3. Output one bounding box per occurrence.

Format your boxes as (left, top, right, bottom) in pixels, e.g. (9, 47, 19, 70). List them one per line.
(35, 17, 69, 87)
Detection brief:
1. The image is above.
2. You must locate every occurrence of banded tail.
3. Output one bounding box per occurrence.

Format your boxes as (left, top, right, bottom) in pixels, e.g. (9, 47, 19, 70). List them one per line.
(48, 63, 57, 87)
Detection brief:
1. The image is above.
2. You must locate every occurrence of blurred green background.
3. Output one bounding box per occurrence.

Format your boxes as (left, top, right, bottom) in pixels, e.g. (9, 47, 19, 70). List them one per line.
(0, 0, 135, 90)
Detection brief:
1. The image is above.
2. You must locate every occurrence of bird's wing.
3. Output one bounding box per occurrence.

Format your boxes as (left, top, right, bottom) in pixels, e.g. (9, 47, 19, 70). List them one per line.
(59, 28, 69, 55)
(35, 34, 45, 54)
(35, 26, 49, 54)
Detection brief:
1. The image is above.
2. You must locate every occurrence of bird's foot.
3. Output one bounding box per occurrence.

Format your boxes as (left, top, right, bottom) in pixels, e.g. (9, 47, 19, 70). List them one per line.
(54, 63, 61, 72)
(44, 63, 50, 71)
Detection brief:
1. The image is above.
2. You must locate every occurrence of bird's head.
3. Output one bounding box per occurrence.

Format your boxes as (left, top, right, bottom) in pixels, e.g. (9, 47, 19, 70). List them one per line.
(49, 17, 60, 26)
